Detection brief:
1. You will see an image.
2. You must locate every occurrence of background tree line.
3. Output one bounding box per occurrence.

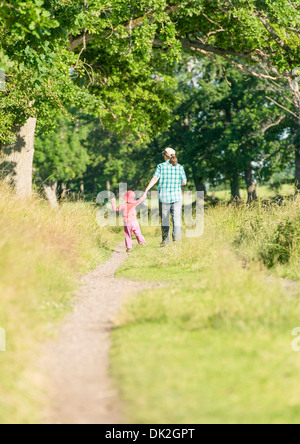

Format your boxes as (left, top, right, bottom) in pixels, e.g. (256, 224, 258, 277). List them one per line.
(33, 56, 297, 205)
(0, 0, 300, 201)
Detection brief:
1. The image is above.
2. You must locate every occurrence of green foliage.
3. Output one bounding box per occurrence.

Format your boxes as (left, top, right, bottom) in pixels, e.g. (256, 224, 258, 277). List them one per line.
(233, 197, 300, 275)
(260, 217, 300, 267)
(176, 0, 300, 71)
(34, 113, 90, 184)
(1, 0, 299, 199)
(141, 57, 289, 193)
(0, 0, 181, 145)
(0, 0, 58, 41)
(1, 0, 299, 146)
(36, 111, 159, 194)
(30, 56, 295, 199)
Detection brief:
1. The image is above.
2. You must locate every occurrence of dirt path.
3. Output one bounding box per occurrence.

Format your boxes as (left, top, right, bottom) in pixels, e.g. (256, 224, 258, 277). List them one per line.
(43, 243, 159, 425)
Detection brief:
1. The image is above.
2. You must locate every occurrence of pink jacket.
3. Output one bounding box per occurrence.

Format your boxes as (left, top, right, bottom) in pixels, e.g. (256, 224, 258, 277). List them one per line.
(111, 196, 146, 224)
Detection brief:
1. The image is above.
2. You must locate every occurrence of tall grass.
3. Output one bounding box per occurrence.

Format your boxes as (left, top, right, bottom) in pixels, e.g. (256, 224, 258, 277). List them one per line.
(111, 197, 300, 424)
(213, 183, 296, 202)
(0, 184, 116, 424)
(218, 196, 300, 280)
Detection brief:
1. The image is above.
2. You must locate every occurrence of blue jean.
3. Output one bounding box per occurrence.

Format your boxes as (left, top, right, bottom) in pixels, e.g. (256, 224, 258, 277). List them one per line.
(160, 201, 182, 244)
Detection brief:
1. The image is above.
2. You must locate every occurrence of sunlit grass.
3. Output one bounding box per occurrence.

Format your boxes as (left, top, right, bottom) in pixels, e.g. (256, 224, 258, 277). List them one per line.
(0, 184, 118, 424)
(112, 196, 300, 424)
(212, 183, 295, 201)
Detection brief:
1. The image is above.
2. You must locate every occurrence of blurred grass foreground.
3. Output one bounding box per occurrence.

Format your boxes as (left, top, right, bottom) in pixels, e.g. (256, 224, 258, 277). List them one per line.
(0, 181, 300, 424)
(0, 184, 115, 424)
(112, 195, 300, 424)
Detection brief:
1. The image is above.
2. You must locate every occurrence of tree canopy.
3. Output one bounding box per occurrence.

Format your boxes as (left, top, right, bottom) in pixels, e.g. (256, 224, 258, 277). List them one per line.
(34, 57, 296, 202)
(1, 0, 300, 198)
(1, 0, 299, 144)
(34, 112, 90, 185)
(138, 56, 293, 198)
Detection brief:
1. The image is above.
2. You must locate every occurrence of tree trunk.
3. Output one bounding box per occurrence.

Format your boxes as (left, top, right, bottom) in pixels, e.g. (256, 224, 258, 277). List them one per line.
(292, 102, 300, 192)
(230, 173, 241, 201)
(295, 147, 300, 192)
(91, 177, 96, 194)
(43, 182, 59, 210)
(80, 181, 84, 195)
(245, 166, 258, 202)
(193, 176, 207, 196)
(60, 183, 67, 199)
(0, 117, 37, 198)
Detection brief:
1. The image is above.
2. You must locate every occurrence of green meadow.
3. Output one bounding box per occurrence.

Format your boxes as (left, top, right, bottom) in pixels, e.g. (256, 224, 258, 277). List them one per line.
(0, 185, 119, 424)
(112, 195, 300, 424)
(0, 182, 299, 424)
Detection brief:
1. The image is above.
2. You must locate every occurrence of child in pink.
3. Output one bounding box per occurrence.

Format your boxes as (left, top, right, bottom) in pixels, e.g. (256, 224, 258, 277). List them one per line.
(111, 191, 146, 252)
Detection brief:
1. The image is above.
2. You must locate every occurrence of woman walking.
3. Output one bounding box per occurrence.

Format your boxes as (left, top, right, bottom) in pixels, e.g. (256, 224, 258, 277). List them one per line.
(144, 148, 187, 246)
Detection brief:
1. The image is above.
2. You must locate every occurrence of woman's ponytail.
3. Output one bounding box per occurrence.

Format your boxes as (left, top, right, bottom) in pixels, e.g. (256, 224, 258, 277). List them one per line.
(170, 155, 178, 166)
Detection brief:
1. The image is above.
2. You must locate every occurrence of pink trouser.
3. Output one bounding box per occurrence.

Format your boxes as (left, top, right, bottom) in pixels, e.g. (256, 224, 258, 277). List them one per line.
(124, 221, 146, 250)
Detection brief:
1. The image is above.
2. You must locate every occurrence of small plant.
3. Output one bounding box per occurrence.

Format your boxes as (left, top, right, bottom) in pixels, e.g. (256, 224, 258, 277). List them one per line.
(234, 213, 262, 247)
(260, 217, 300, 268)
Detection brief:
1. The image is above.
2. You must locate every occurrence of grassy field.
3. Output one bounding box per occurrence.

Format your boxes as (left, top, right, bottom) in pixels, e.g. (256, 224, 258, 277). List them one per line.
(212, 183, 296, 202)
(1, 181, 299, 424)
(0, 185, 120, 424)
(111, 196, 300, 424)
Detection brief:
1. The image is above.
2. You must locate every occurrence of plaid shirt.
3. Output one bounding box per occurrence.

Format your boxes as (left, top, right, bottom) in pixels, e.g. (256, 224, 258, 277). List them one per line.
(153, 161, 187, 203)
